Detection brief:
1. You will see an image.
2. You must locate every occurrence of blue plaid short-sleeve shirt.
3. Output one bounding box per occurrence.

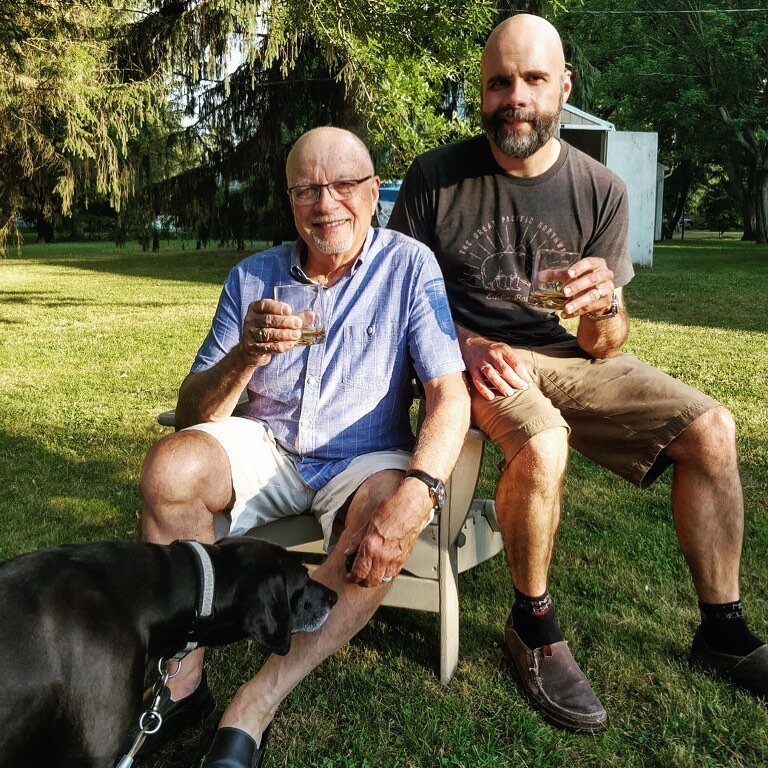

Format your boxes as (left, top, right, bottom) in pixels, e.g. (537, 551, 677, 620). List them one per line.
(191, 227, 465, 488)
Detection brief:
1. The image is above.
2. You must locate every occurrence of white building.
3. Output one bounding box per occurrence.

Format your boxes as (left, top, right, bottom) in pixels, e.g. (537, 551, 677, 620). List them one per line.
(559, 103, 659, 267)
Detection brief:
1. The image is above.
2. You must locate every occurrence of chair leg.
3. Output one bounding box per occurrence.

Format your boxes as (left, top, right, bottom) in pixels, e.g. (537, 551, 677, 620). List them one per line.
(438, 522, 460, 685)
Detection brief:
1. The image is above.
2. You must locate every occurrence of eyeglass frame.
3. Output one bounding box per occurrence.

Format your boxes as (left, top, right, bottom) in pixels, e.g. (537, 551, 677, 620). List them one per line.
(287, 176, 374, 205)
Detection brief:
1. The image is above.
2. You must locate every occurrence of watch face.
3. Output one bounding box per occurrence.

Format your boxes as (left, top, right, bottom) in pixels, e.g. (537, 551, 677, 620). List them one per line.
(434, 480, 446, 509)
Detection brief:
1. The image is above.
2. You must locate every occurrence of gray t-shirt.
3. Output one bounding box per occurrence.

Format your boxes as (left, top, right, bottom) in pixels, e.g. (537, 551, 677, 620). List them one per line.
(389, 136, 634, 346)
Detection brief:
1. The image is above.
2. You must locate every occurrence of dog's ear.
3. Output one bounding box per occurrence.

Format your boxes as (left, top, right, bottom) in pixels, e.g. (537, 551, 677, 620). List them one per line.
(242, 570, 292, 655)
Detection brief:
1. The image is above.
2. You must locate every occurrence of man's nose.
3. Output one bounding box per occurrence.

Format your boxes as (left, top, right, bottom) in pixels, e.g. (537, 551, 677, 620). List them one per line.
(315, 185, 340, 209)
(505, 79, 529, 107)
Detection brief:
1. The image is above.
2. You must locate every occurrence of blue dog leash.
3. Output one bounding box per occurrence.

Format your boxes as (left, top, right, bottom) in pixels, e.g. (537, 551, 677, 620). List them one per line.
(116, 540, 215, 768)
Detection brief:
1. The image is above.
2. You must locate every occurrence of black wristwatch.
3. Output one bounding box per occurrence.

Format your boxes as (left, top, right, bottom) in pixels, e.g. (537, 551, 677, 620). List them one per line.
(404, 469, 446, 511)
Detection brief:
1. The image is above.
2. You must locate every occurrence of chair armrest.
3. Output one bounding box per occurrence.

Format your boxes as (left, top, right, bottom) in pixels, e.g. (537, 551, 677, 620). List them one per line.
(157, 390, 250, 429)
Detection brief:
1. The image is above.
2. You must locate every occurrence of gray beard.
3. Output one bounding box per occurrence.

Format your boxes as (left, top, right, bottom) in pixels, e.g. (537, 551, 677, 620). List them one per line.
(483, 104, 561, 160)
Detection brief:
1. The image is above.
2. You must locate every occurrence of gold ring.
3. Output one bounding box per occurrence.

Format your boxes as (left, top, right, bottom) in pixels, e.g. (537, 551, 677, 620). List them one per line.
(596, 285, 604, 299)
(253, 327, 264, 343)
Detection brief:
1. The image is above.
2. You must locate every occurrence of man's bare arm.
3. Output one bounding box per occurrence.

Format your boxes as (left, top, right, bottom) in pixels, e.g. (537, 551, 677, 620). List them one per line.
(175, 298, 302, 429)
(346, 371, 470, 586)
(575, 287, 629, 359)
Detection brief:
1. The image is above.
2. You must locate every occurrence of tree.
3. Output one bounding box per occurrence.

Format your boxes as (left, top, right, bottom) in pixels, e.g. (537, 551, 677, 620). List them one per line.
(696, 167, 742, 236)
(561, 1, 768, 243)
(0, 1, 164, 253)
(121, 0, 497, 180)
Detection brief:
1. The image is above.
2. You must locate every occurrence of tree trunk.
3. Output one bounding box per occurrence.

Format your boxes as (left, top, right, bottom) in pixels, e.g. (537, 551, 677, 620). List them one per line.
(754, 168, 768, 245)
(669, 181, 692, 239)
(69, 205, 85, 240)
(36, 215, 55, 243)
(722, 157, 755, 241)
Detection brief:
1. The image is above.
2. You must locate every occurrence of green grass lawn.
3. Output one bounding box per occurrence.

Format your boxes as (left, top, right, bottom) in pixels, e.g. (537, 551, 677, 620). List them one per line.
(1, 236, 767, 767)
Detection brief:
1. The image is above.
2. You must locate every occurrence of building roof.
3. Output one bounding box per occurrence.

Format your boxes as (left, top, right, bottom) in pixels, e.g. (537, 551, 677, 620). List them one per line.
(560, 103, 615, 131)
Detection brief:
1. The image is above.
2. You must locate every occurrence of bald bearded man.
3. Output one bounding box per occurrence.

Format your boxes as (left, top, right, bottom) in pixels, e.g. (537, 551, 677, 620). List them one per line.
(390, 14, 767, 732)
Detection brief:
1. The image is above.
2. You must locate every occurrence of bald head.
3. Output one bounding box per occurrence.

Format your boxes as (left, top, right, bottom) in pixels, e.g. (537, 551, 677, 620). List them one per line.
(482, 14, 566, 75)
(286, 127, 374, 186)
(480, 14, 571, 169)
(286, 126, 379, 269)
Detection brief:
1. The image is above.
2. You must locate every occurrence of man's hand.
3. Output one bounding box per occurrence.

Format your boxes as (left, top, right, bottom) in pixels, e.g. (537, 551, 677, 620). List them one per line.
(343, 485, 433, 588)
(239, 298, 303, 365)
(461, 331, 534, 401)
(560, 256, 616, 319)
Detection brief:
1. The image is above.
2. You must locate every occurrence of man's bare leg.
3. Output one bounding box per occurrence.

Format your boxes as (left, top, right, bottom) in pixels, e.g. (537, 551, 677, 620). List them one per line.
(494, 427, 568, 597)
(207, 469, 403, 746)
(488, 424, 607, 731)
(665, 406, 742, 603)
(139, 429, 234, 698)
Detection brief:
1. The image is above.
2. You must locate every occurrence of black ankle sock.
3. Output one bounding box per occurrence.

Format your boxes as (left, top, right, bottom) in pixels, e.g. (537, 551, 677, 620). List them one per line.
(512, 588, 564, 649)
(698, 600, 764, 656)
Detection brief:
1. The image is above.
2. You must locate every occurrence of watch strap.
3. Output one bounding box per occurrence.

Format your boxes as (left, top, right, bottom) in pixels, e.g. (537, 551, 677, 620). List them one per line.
(587, 292, 619, 320)
(403, 469, 444, 508)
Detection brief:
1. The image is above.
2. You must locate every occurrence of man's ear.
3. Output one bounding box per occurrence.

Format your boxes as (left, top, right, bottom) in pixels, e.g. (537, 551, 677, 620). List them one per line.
(562, 70, 573, 104)
(243, 571, 292, 655)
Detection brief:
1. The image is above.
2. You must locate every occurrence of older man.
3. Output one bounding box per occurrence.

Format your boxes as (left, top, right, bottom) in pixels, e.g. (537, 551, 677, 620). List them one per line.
(389, 14, 767, 732)
(137, 126, 469, 767)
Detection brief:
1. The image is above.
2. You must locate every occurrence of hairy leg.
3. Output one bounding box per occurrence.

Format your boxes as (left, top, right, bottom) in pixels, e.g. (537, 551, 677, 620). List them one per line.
(665, 406, 743, 603)
(139, 429, 234, 697)
(495, 427, 569, 595)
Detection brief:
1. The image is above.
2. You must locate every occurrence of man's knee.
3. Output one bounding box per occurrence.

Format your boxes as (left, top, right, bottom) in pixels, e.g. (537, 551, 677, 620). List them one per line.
(669, 406, 737, 464)
(346, 469, 404, 524)
(139, 429, 231, 511)
(507, 427, 569, 478)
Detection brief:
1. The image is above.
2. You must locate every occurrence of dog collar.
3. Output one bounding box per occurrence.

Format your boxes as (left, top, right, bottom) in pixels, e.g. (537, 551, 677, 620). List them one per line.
(172, 540, 216, 659)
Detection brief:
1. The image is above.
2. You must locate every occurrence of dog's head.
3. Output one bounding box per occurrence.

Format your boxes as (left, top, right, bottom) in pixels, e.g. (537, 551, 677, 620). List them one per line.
(214, 538, 337, 656)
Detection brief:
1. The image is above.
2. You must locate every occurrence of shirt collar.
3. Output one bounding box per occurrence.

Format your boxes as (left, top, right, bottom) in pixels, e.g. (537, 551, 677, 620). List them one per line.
(289, 228, 375, 281)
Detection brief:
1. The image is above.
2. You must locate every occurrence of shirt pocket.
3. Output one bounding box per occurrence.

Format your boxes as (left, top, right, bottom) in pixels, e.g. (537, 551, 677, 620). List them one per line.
(342, 322, 399, 390)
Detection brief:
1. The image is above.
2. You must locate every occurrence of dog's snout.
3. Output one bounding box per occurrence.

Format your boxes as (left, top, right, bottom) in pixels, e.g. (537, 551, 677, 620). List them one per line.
(290, 577, 338, 635)
(323, 583, 338, 606)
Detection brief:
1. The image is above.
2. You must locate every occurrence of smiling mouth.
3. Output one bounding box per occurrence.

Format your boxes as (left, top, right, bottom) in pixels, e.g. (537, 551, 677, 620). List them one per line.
(313, 219, 348, 229)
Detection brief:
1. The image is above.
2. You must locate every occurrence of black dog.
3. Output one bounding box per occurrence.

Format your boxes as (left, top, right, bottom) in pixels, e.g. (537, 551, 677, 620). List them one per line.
(0, 537, 337, 768)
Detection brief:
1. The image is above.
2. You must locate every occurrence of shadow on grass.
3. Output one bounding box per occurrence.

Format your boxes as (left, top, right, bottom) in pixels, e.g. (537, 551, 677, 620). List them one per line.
(0, 290, 175, 315)
(8, 243, 258, 287)
(0, 428, 142, 561)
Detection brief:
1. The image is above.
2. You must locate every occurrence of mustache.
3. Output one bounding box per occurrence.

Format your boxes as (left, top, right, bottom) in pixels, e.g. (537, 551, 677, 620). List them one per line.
(495, 107, 536, 122)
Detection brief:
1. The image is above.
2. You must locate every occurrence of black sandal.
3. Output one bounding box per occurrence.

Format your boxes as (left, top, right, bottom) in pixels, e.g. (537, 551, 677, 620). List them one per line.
(200, 724, 271, 768)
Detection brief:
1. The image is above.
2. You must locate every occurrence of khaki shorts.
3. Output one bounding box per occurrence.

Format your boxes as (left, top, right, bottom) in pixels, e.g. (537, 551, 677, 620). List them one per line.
(471, 340, 719, 488)
(188, 417, 412, 548)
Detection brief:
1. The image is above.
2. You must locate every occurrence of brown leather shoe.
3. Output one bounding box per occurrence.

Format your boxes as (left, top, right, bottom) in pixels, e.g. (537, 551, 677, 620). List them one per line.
(690, 630, 768, 698)
(504, 613, 608, 732)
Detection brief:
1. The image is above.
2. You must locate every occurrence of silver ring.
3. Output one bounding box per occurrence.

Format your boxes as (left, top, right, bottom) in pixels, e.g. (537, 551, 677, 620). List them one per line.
(253, 327, 264, 343)
(480, 363, 492, 373)
(381, 576, 393, 583)
(596, 285, 604, 299)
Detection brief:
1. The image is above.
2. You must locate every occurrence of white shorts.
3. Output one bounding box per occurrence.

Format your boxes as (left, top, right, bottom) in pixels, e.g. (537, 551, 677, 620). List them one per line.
(187, 417, 412, 549)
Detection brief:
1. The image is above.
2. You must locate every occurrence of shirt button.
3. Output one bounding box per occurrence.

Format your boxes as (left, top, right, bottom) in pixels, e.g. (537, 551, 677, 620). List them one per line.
(307, 376, 317, 386)
(367, 326, 374, 335)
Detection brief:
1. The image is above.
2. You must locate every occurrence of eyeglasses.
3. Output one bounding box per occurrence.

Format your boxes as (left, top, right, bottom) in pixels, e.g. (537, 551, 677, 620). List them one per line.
(288, 176, 373, 205)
